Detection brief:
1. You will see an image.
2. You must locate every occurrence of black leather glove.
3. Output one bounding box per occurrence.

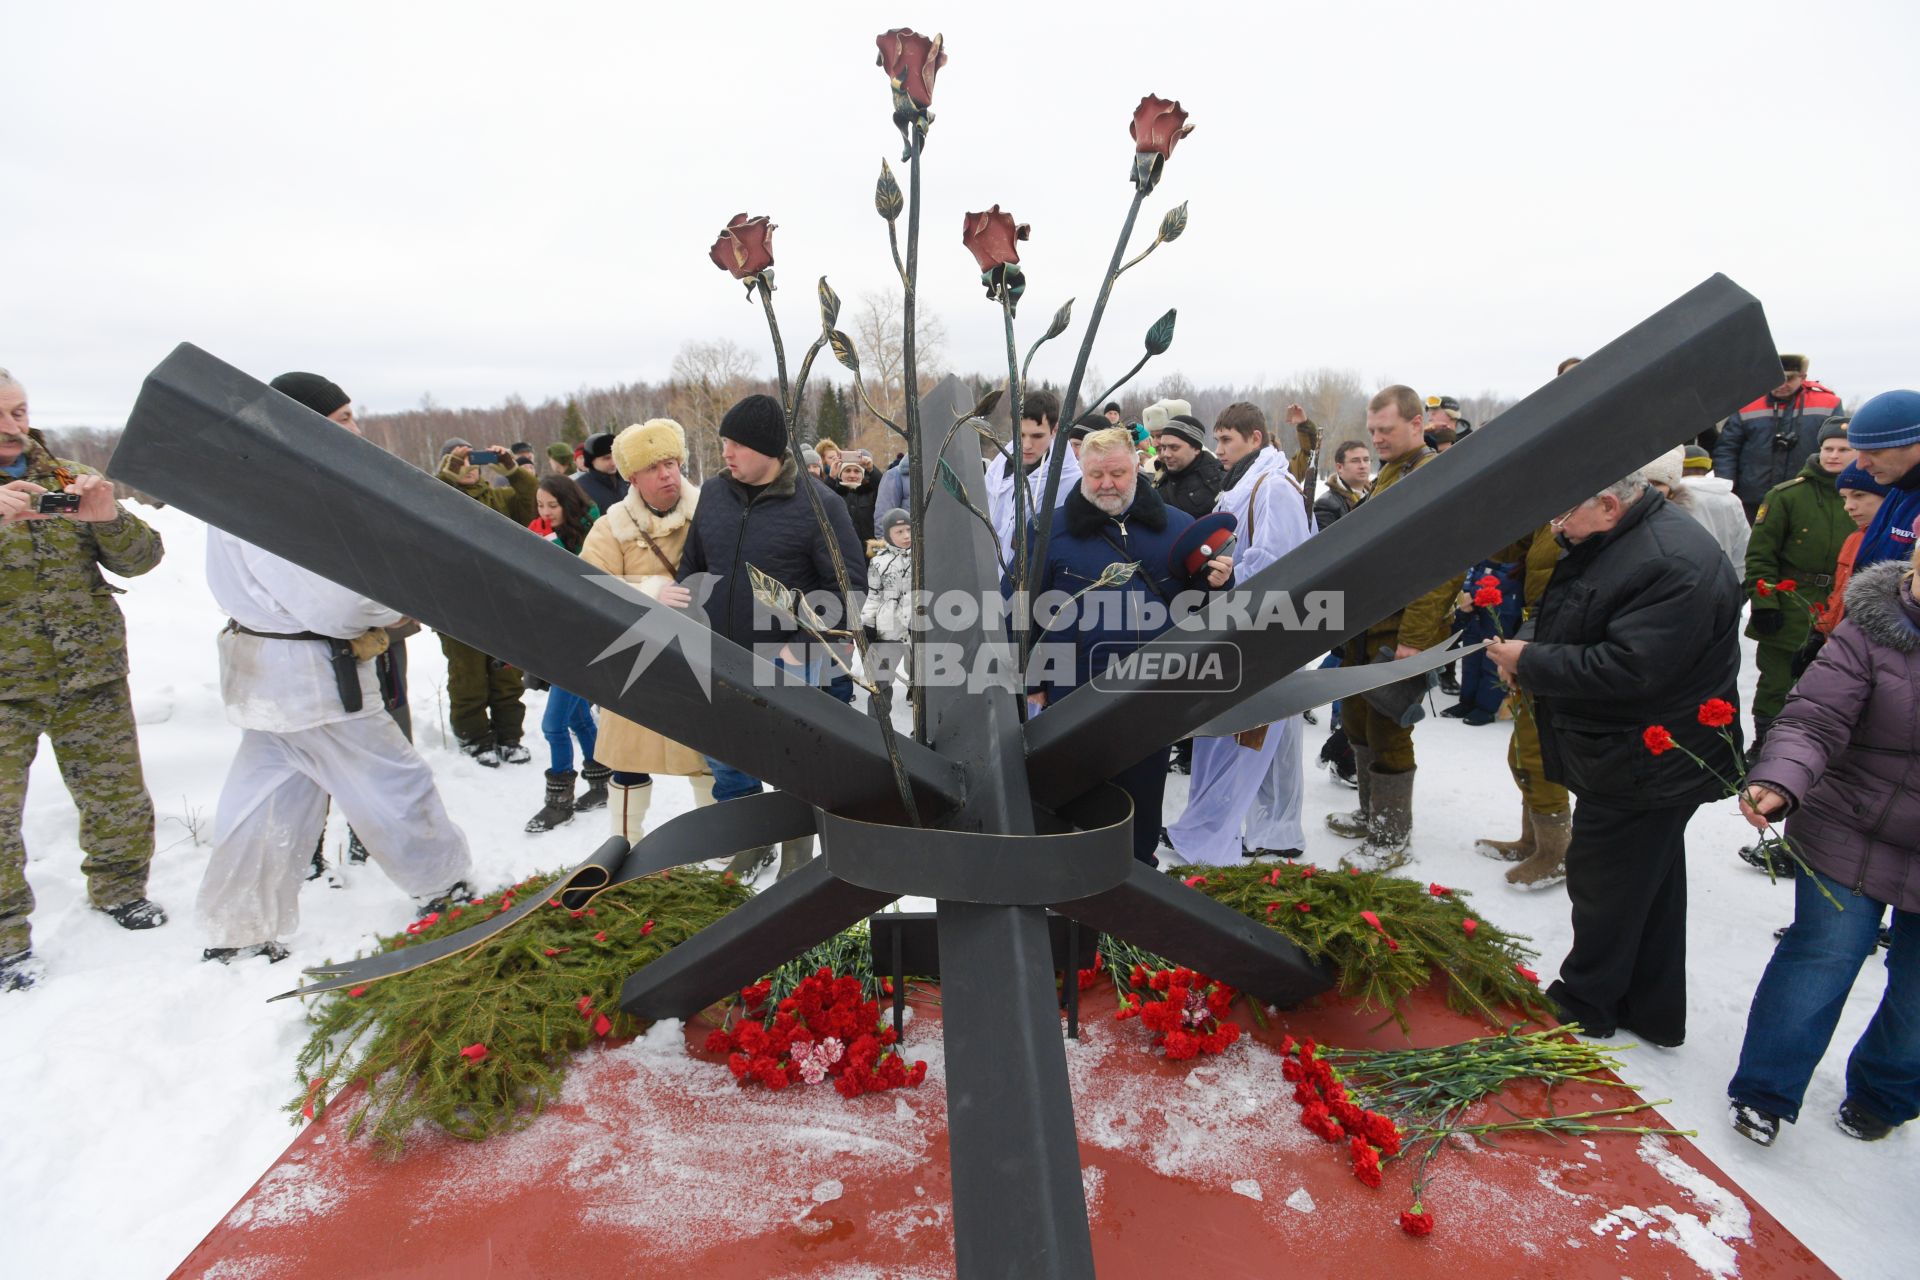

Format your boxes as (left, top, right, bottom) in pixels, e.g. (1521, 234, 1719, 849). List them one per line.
(1752, 609, 1786, 637)
(1789, 631, 1827, 679)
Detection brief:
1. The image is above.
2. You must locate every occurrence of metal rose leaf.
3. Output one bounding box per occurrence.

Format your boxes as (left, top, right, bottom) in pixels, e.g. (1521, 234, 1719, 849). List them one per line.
(1144, 309, 1177, 356)
(747, 563, 798, 624)
(818, 277, 842, 332)
(875, 159, 904, 222)
(1043, 298, 1074, 342)
(1158, 201, 1189, 244)
(828, 329, 860, 373)
(936, 457, 971, 505)
(971, 388, 1003, 421)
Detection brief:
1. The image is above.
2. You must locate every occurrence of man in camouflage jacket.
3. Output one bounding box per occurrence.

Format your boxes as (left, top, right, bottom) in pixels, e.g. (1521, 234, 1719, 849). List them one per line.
(1, 376, 166, 990)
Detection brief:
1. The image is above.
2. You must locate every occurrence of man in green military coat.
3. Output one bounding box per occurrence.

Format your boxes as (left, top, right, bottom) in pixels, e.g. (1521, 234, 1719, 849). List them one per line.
(434, 439, 538, 765)
(1, 370, 167, 991)
(1743, 418, 1856, 749)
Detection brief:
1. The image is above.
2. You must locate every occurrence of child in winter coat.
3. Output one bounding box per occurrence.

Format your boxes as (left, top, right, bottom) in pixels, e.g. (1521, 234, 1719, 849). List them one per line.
(522, 475, 605, 832)
(1727, 540, 1920, 1147)
(860, 508, 913, 690)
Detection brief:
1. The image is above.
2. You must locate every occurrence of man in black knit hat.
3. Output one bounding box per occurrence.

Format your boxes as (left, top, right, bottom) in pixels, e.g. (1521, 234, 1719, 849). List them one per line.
(659, 393, 866, 883)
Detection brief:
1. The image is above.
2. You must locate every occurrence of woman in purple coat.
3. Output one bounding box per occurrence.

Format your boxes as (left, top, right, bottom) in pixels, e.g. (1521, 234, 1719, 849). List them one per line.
(1727, 546, 1920, 1146)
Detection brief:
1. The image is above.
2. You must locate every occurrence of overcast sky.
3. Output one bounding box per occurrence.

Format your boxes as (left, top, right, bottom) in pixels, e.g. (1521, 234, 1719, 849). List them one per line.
(7, 0, 1917, 428)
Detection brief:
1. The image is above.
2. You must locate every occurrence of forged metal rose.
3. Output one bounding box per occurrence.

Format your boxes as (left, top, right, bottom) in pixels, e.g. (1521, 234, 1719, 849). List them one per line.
(961, 205, 1030, 273)
(1130, 94, 1195, 158)
(875, 28, 947, 108)
(709, 213, 776, 279)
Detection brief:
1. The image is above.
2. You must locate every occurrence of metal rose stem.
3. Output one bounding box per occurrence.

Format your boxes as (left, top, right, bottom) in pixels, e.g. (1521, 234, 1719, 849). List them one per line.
(1001, 288, 1029, 626)
(1021, 185, 1149, 657)
(758, 281, 923, 827)
(902, 124, 930, 741)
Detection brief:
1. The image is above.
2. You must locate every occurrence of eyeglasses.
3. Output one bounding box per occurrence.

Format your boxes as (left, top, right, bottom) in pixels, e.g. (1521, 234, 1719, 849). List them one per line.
(1548, 503, 1584, 528)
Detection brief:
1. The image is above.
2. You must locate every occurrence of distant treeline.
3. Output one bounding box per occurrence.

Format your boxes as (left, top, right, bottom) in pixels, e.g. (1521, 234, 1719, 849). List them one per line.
(60, 368, 1515, 501)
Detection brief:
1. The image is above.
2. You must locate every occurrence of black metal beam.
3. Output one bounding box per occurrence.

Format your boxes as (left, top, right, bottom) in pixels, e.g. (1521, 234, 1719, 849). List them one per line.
(1024, 274, 1780, 805)
(108, 343, 964, 823)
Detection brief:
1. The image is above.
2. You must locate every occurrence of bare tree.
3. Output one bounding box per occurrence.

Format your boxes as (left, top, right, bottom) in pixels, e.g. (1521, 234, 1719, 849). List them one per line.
(668, 339, 759, 483)
(850, 290, 947, 453)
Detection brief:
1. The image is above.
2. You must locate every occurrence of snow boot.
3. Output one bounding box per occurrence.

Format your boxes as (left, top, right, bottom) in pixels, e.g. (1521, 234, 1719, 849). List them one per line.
(1506, 809, 1573, 889)
(1836, 1098, 1893, 1142)
(1475, 805, 1535, 863)
(1319, 725, 1358, 788)
(460, 736, 502, 768)
(497, 740, 532, 766)
(525, 770, 578, 834)
(726, 844, 776, 881)
(1, 949, 43, 993)
(100, 898, 168, 930)
(202, 941, 290, 965)
(418, 880, 471, 917)
(1730, 1102, 1780, 1147)
(609, 778, 652, 845)
(1325, 745, 1376, 839)
(1345, 766, 1413, 872)
(574, 761, 611, 812)
(777, 836, 817, 881)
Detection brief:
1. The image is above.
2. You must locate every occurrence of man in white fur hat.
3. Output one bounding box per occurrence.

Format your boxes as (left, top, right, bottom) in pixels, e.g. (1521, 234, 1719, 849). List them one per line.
(578, 420, 715, 843)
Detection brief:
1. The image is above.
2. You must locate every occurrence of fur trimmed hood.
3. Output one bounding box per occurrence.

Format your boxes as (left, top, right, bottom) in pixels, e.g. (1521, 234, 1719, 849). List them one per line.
(1841, 560, 1920, 654)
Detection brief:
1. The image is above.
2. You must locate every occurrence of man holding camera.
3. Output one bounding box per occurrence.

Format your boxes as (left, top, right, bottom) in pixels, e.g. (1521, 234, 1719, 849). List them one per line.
(1, 369, 167, 992)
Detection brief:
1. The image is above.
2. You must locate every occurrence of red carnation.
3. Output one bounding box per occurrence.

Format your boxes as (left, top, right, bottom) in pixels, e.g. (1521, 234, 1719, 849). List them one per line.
(640, 920, 655, 937)
(1777, 578, 1797, 592)
(1462, 918, 1478, 937)
(708, 213, 777, 280)
(1642, 724, 1675, 755)
(1296, 902, 1312, 913)
(348, 986, 367, 998)
(1698, 698, 1736, 728)
(1399, 1208, 1436, 1236)
(593, 931, 607, 943)
(1476, 574, 1500, 588)
(1429, 882, 1450, 897)
(593, 1013, 612, 1038)
(459, 1043, 488, 1063)
(1755, 579, 1774, 597)
(1182, 874, 1209, 889)
(1472, 584, 1503, 609)
(1299, 865, 1316, 878)
(1515, 963, 1540, 984)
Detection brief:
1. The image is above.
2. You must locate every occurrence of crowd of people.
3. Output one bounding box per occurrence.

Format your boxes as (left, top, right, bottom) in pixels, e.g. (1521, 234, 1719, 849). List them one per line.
(3, 354, 1916, 1154)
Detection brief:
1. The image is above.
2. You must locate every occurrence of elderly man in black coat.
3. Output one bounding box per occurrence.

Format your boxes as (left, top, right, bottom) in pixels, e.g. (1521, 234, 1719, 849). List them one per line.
(1488, 470, 1743, 1048)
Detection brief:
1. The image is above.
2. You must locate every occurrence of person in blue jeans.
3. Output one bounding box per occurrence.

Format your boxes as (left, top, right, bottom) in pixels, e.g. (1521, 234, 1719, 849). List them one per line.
(658, 394, 867, 884)
(523, 477, 605, 833)
(1727, 550, 1920, 1146)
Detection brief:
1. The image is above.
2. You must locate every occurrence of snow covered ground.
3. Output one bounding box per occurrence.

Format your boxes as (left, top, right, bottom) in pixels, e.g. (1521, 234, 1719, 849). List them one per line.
(1, 503, 1911, 1279)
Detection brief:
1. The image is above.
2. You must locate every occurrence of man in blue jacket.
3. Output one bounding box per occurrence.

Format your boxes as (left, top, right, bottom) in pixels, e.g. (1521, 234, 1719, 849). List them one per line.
(1847, 389, 1920, 572)
(1023, 426, 1232, 865)
(661, 394, 866, 881)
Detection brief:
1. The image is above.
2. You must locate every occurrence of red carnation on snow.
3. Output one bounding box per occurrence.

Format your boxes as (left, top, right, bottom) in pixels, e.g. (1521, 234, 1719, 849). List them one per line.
(1400, 1207, 1436, 1236)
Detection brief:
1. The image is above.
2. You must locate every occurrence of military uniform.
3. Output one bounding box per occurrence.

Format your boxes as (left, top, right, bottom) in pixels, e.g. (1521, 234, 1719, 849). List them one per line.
(1, 441, 164, 957)
(1504, 523, 1570, 816)
(434, 458, 538, 751)
(1744, 457, 1852, 727)
(1338, 447, 1462, 772)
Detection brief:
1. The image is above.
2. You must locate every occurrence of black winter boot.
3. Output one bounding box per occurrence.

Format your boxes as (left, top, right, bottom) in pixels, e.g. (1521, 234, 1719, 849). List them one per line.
(525, 770, 578, 834)
(575, 761, 611, 812)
